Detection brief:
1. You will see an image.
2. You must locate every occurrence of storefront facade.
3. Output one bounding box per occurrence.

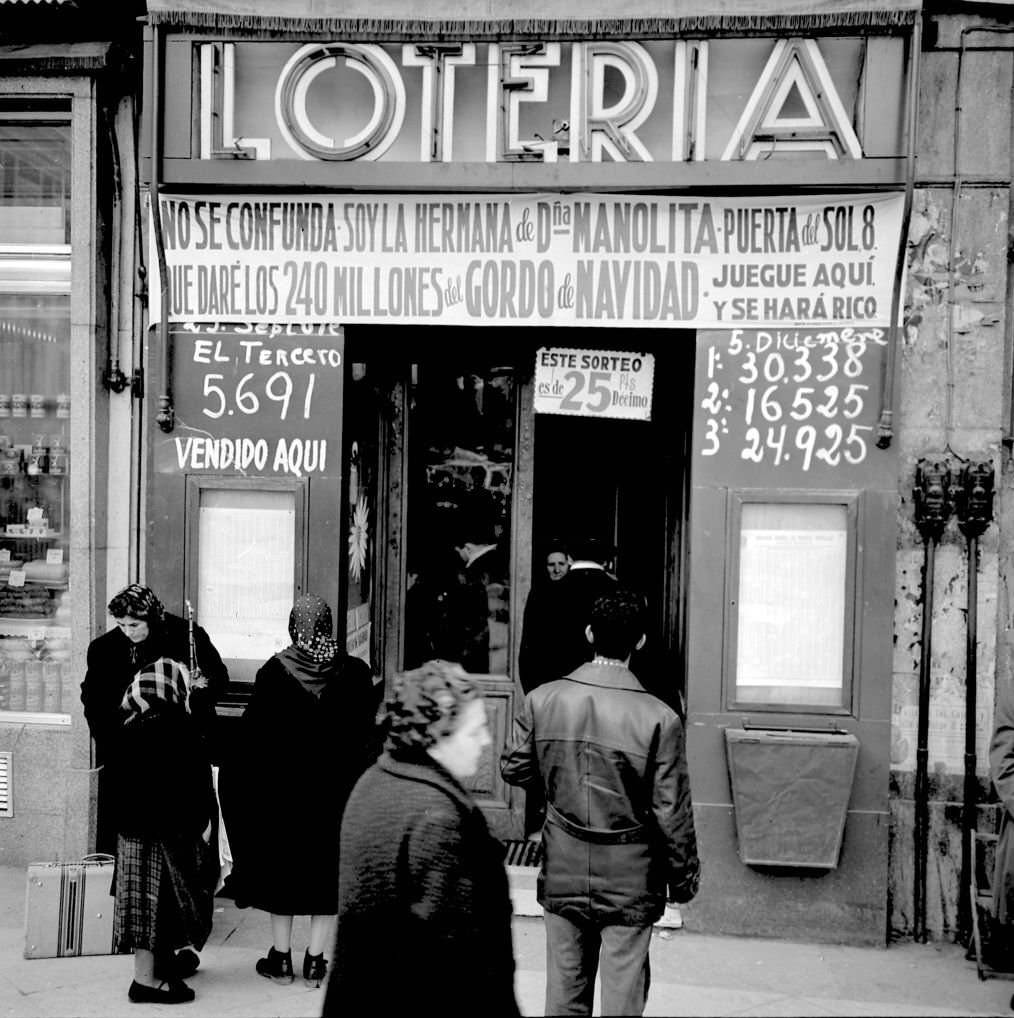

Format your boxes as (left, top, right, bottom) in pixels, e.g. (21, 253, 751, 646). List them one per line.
(132, 0, 922, 946)
(0, 2, 141, 865)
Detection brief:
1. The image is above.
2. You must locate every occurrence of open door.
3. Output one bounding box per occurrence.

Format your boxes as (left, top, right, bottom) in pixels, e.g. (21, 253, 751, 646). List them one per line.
(531, 333, 690, 712)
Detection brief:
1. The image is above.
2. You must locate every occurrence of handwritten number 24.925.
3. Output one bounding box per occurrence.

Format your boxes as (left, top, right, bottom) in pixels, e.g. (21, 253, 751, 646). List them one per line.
(201, 371, 317, 421)
(741, 423, 871, 469)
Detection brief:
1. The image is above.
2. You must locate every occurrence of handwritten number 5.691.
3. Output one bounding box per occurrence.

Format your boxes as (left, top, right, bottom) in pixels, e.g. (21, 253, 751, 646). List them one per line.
(201, 371, 317, 421)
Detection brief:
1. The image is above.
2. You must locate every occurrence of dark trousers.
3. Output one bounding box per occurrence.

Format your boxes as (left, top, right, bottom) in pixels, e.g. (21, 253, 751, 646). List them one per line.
(525, 782, 547, 837)
(543, 910, 652, 1016)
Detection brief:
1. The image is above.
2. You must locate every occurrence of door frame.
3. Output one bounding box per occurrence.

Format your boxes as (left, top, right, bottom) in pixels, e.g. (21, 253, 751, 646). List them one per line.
(378, 350, 532, 839)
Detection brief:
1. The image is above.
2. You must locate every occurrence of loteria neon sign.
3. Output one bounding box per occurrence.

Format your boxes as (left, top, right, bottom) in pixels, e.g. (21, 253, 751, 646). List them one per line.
(199, 37, 863, 164)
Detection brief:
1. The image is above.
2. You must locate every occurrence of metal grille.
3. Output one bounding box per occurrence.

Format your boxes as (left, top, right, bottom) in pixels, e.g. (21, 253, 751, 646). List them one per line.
(502, 839, 543, 868)
(0, 752, 11, 817)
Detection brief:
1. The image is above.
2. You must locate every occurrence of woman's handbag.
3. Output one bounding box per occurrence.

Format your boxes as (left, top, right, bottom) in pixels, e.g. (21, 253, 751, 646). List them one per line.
(23, 853, 116, 958)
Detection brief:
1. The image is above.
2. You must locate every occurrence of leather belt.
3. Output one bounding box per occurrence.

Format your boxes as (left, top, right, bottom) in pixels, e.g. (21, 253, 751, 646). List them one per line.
(546, 801, 647, 846)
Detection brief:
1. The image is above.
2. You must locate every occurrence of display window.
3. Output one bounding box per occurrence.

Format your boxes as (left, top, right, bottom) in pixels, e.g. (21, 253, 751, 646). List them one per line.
(0, 110, 73, 720)
(727, 494, 858, 712)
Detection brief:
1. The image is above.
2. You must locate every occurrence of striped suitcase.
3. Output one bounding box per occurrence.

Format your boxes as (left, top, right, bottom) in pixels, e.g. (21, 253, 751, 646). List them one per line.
(23, 854, 116, 959)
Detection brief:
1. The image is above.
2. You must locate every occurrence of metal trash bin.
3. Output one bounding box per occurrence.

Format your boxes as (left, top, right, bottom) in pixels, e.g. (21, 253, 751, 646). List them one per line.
(724, 727, 859, 869)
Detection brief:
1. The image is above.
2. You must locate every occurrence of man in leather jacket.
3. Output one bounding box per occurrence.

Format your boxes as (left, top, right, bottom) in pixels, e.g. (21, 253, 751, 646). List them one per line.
(501, 588, 699, 1017)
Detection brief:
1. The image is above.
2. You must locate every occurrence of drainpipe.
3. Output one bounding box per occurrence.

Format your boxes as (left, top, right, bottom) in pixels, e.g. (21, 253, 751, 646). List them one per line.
(877, 16, 920, 449)
(102, 97, 127, 394)
(912, 458, 953, 942)
(149, 23, 174, 433)
(954, 460, 995, 943)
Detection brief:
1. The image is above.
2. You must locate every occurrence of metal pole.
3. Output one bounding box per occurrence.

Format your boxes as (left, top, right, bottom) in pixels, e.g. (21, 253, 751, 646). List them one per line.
(958, 532, 979, 942)
(914, 533, 936, 943)
(955, 459, 994, 942)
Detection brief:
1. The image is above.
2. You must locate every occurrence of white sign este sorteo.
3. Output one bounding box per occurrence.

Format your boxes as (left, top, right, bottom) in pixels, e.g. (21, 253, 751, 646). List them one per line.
(534, 347, 655, 421)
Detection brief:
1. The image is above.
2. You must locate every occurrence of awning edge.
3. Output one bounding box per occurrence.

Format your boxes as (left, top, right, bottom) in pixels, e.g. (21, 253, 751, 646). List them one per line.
(145, 12, 920, 36)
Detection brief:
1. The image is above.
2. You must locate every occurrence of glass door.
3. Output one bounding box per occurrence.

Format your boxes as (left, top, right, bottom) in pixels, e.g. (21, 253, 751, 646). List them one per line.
(394, 345, 529, 840)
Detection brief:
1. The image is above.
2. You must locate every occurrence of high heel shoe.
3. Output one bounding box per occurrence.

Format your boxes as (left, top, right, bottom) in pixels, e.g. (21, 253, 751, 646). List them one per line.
(255, 946, 294, 985)
(303, 950, 327, 988)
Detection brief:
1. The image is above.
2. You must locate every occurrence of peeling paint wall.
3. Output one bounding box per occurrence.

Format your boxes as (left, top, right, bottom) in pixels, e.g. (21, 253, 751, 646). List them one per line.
(890, 18, 1013, 940)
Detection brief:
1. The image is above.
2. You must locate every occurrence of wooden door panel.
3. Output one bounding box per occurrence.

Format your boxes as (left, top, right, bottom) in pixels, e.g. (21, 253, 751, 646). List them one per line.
(465, 677, 517, 840)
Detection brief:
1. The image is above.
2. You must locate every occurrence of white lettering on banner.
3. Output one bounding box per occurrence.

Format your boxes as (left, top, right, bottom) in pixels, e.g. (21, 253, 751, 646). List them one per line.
(535, 347, 655, 421)
(151, 193, 906, 329)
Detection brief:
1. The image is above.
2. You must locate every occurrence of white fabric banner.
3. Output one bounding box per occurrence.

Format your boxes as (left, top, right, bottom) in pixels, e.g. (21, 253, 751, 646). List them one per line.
(150, 192, 904, 329)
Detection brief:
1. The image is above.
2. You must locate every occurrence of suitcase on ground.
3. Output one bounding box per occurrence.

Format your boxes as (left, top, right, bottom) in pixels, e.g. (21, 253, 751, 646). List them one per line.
(23, 853, 116, 959)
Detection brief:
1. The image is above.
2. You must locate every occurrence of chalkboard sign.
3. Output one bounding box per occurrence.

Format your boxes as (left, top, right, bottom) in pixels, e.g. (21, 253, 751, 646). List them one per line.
(693, 326, 887, 486)
(154, 323, 344, 478)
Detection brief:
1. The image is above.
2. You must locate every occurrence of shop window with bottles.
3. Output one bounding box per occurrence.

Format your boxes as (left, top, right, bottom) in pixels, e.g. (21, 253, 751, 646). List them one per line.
(0, 111, 73, 719)
(727, 496, 857, 712)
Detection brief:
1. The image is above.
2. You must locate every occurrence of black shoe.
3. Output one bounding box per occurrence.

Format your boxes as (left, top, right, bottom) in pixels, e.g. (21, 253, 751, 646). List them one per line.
(303, 950, 327, 988)
(153, 948, 201, 982)
(127, 979, 195, 1004)
(256, 947, 294, 985)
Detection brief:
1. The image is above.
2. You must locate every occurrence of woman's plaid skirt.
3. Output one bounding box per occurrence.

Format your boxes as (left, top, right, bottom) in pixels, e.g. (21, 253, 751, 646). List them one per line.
(112, 832, 213, 954)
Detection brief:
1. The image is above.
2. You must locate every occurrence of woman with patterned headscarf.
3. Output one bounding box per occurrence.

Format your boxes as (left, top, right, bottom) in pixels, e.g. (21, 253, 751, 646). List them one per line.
(219, 594, 378, 991)
(81, 584, 229, 994)
(105, 655, 217, 1004)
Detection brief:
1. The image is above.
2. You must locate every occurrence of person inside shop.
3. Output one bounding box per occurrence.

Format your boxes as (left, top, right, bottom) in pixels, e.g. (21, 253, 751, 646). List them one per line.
(501, 589, 700, 1017)
(518, 537, 573, 694)
(553, 534, 619, 677)
(219, 594, 378, 990)
(106, 656, 217, 1005)
(452, 519, 509, 674)
(324, 659, 520, 1018)
(81, 583, 228, 983)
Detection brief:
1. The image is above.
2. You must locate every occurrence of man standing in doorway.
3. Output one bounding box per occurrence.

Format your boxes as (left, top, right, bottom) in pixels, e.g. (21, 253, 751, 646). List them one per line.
(553, 535, 618, 679)
(501, 589, 700, 1017)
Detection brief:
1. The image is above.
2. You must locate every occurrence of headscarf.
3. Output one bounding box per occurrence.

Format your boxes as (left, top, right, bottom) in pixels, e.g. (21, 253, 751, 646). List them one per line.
(276, 594, 339, 698)
(120, 656, 191, 725)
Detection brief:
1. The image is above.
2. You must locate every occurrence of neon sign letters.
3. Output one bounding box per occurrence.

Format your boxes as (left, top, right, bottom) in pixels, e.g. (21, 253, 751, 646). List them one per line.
(199, 38, 863, 164)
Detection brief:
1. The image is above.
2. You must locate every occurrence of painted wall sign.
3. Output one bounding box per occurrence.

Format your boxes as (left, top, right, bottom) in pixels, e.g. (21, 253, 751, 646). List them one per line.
(150, 192, 905, 329)
(192, 36, 892, 164)
(692, 325, 887, 482)
(154, 322, 344, 476)
(534, 347, 655, 421)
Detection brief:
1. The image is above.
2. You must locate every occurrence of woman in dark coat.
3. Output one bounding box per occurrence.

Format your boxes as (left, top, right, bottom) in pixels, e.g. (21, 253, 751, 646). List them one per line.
(82, 584, 228, 767)
(323, 660, 519, 1018)
(108, 656, 216, 1004)
(223, 594, 377, 989)
(81, 584, 227, 985)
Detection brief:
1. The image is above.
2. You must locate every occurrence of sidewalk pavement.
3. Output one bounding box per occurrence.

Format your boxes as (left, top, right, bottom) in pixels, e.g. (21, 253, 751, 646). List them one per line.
(2, 863, 1013, 1017)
